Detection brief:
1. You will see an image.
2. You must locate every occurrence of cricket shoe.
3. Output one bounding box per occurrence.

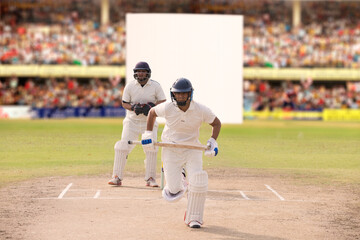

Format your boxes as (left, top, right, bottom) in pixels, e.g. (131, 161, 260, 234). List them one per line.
(184, 212, 202, 228)
(108, 176, 122, 186)
(188, 221, 201, 229)
(146, 177, 159, 187)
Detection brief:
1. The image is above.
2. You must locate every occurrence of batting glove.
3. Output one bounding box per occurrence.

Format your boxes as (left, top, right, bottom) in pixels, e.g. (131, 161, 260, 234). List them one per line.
(131, 103, 143, 115)
(141, 130, 155, 150)
(204, 137, 218, 157)
(142, 102, 155, 116)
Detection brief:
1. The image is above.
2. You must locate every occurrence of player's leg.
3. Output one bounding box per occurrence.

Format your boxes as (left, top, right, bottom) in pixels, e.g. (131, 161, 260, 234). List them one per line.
(108, 118, 136, 185)
(144, 149, 158, 187)
(161, 148, 187, 201)
(184, 151, 207, 228)
(143, 121, 159, 187)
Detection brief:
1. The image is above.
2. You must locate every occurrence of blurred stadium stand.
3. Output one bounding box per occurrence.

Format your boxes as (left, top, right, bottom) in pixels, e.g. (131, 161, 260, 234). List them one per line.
(0, 0, 359, 120)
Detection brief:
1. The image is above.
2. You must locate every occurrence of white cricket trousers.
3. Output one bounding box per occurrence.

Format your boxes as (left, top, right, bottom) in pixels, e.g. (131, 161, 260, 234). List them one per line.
(121, 117, 158, 144)
(162, 147, 203, 194)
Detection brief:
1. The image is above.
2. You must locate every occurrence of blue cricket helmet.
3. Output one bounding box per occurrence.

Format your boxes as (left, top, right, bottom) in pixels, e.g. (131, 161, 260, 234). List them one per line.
(170, 78, 194, 106)
(133, 61, 151, 83)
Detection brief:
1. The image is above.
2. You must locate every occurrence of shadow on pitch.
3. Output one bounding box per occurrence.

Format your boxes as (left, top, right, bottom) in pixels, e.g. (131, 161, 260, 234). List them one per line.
(108, 184, 162, 191)
(199, 225, 286, 240)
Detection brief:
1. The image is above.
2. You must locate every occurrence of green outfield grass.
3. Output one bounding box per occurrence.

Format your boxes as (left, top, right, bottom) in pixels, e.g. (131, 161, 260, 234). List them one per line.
(0, 119, 359, 187)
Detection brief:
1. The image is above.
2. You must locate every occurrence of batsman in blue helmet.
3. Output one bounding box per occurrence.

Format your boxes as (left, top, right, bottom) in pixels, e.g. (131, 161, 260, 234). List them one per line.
(142, 77, 221, 228)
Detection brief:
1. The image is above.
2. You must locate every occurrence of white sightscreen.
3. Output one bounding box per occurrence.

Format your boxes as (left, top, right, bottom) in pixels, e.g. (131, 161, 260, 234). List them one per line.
(126, 13, 243, 124)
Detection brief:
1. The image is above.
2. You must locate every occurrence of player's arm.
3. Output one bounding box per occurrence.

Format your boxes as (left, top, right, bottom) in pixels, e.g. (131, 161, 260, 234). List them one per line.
(122, 101, 133, 111)
(123, 101, 143, 115)
(142, 108, 158, 147)
(205, 117, 221, 157)
(209, 117, 221, 140)
(121, 85, 133, 111)
(146, 108, 158, 131)
(143, 100, 164, 116)
(155, 99, 166, 105)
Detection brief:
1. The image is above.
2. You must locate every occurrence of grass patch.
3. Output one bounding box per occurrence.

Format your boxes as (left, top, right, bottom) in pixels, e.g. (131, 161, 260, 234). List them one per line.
(0, 119, 359, 187)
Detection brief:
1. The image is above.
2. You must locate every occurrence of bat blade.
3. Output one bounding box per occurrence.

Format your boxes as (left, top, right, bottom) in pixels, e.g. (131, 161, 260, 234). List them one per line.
(128, 140, 209, 151)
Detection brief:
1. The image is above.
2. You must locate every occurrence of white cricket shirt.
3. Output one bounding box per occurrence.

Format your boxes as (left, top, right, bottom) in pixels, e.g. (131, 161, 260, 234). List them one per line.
(154, 101, 216, 144)
(122, 79, 166, 121)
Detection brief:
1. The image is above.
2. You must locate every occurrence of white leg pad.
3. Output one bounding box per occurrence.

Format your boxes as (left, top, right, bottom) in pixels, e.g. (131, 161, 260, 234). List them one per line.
(144, 151, 157, 181)
(162, 185, 186, 203)
(112, 140, 129, 180)
(184, 171, 208, 225)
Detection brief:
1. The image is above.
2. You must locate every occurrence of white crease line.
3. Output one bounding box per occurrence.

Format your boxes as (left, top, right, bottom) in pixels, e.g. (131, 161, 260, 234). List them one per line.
(239, 191, 250, 200)
(208, 198, 316, 202)
(35, 197, 162, 200)
(58, 183, 73, 199)
(94, 190, 101, 199)
(68, 189, 94, 192)
(33, 197, 316, 202)
(265, 184, 285, 201)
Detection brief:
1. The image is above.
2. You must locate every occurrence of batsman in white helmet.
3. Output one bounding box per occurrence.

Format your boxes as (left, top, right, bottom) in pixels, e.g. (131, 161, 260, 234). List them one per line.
(142, 78, 221, 228)
(108, 61, 166, 187)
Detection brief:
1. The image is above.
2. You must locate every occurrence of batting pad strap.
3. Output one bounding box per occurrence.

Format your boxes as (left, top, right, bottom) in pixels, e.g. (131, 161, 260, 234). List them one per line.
(162, 186, 186, 203)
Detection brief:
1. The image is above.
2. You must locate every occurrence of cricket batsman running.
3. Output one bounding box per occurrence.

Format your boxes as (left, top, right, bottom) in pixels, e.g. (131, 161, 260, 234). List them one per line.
(141, 77, 221, 228)
(108, 61, 166, 187)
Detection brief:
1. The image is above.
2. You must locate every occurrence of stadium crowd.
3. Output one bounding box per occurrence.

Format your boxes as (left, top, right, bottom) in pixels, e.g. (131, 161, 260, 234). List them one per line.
(244, 17, 360, 68)
(0, 75, 124, 108)
(244, 79, 360, 111)
(1, 0, 360, 111)
(1, 1, 126, 65)
(1, 0, 359, 68)
(1, 74, 359, 110)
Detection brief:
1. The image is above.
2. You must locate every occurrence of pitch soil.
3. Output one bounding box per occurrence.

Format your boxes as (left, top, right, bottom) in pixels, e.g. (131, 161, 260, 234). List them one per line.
(1, 169, 359, 240)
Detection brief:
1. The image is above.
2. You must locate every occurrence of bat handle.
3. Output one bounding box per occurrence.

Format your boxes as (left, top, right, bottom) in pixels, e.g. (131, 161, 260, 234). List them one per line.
(206, 143, 211, 150)
(128, 140, 142, 145)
